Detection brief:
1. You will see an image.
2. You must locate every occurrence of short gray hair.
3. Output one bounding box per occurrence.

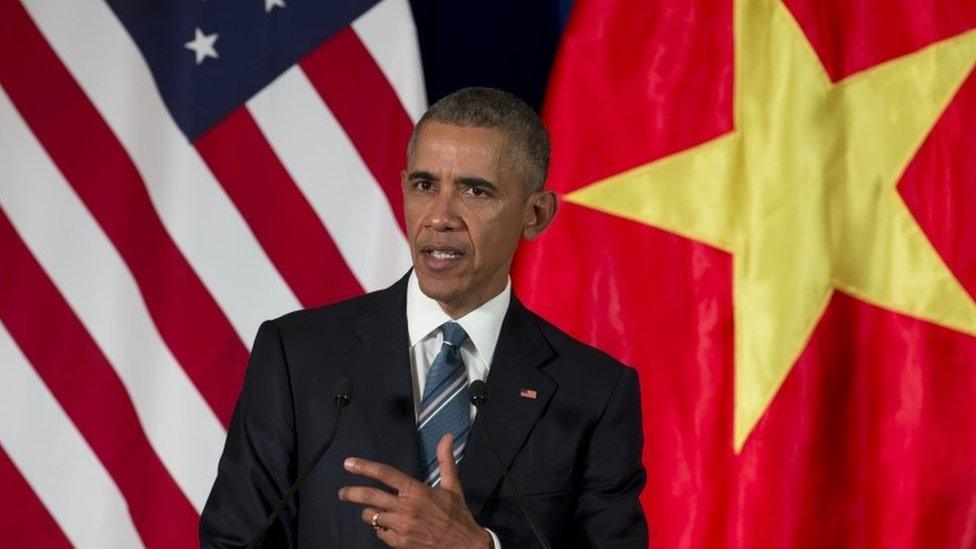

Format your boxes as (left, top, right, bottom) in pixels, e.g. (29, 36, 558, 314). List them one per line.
(407, 87, 550, 192)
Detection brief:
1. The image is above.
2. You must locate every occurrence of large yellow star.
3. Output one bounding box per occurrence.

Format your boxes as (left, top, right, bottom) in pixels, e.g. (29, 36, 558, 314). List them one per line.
(566, 0, 976, 451)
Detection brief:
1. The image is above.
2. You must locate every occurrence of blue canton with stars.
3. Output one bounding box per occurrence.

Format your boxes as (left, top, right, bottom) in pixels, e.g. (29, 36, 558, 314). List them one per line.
(105, 0, 382, 140)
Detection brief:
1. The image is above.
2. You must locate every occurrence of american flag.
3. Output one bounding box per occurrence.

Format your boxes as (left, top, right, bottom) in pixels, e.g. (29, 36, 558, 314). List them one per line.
(0, 0, 423, 546)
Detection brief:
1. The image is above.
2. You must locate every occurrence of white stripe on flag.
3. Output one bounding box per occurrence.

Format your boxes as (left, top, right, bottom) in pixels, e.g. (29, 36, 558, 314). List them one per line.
(353, 0, 429, 122)
(0, 322, 145, 549)
(248, 66, 412, 292)
(19, 0, 302, 346)
(0, 88, 224, 512)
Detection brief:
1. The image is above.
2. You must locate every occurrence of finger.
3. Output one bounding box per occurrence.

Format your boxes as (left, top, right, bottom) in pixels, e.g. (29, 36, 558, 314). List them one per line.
(361, 506, 383, 529)
(360, 506, 398, 531)
(338, 486, 399, 510)
(376, 526, 405, 547)
(360, 505, 411, 534)
(344, 457, 415, 493)
(436, 433, 462, 494)
(361, 507, 407, 548)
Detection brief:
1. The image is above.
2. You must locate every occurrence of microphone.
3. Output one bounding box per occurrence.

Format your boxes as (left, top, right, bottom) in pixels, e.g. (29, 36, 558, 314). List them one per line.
(469, 380, 551, 549)
(247, 378, 353, 549)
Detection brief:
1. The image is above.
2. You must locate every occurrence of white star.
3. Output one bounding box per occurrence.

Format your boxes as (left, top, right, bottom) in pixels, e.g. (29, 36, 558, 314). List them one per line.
(264, 0, 285, 12)
(184, 27, 219, 65)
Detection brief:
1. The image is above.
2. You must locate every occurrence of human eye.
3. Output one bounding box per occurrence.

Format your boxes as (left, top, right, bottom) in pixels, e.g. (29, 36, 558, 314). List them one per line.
(464, 185, 492, 198)
(413, 179, 435, 192)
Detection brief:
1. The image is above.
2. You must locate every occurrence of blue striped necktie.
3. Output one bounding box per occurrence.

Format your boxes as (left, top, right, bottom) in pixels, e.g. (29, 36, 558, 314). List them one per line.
(417, 322, 470, 487)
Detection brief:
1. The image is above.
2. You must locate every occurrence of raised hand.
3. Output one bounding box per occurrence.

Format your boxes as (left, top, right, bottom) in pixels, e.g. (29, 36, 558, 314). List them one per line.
(339, 434, 492, 548)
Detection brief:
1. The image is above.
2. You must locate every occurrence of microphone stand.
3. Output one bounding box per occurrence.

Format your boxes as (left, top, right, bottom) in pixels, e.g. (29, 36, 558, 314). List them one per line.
(247, 379, 351, 549)
(470, 380, 551, 549)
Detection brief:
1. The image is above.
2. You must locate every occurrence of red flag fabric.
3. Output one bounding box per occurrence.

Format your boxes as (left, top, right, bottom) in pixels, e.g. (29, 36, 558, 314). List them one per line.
(515, 0, 976, 547)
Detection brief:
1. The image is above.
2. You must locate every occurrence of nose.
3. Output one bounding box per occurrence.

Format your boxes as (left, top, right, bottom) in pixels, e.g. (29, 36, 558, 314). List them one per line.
(424, 187, 461, 232)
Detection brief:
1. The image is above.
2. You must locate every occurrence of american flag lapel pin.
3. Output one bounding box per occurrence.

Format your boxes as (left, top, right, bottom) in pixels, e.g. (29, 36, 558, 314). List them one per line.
(519, 388, 538, 400)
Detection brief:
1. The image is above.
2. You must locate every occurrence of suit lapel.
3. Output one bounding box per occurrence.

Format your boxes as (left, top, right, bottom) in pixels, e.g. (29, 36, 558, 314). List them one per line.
(459, 296, 556, 515)
(343, 274, 422, 479)
(340, 277, 556, 503)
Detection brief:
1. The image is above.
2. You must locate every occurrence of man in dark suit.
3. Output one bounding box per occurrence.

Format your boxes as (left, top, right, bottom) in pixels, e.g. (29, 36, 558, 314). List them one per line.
(200, 87, 647, 548)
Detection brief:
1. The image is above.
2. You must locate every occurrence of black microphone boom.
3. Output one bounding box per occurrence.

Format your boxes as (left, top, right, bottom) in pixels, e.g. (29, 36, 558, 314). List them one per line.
(247, 378, 353, 549)
(468, 380, 551, 549)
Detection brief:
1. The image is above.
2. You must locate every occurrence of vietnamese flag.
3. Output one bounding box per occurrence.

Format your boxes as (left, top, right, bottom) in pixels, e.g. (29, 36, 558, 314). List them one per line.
(514, 0, 976, 547)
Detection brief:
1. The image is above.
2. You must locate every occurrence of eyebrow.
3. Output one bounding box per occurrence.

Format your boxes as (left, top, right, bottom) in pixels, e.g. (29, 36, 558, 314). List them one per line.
(407, 170, 437, 182)
(457, 177, 499, 193)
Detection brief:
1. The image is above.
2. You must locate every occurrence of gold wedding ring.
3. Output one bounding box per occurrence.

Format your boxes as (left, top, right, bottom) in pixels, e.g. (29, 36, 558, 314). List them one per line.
(371, 512, 382, 531)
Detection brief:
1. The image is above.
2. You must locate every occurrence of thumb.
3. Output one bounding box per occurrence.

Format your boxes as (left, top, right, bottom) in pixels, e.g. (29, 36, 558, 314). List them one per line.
(436, 433, 462, 494)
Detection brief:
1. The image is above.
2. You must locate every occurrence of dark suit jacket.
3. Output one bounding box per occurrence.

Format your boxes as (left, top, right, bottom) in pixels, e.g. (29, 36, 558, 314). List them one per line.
(200, 273, 647, 548)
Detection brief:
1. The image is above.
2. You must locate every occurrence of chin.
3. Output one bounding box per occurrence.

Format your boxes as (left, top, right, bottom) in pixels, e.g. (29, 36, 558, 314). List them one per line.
(416, 274, 461, 303)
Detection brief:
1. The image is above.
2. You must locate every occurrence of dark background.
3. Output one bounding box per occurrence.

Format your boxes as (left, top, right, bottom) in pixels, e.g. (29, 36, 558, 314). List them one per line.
(408, 0, 573, 112)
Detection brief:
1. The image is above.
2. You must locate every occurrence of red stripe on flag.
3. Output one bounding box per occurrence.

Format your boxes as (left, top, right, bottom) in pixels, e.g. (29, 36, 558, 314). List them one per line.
(0, 208, 200, 548)
(0, 0, 245, 426)
(196, 108, 364, 308)
(301, 28, 413, 235)
(0, 443, 72, 549)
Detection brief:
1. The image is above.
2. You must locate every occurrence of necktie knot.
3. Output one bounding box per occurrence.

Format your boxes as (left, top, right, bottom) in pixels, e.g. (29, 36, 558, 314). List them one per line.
(440, 321, 468, 348)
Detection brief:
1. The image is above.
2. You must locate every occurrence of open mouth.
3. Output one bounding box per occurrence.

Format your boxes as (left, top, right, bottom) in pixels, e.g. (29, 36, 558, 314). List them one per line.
(420, 246, 466, 268)
(429, 249, 460, 260)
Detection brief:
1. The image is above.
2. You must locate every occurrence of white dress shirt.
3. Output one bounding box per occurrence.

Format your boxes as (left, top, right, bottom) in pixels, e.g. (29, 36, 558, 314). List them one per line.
(405, 270, 509, 548)
(406, 271, 511, 420)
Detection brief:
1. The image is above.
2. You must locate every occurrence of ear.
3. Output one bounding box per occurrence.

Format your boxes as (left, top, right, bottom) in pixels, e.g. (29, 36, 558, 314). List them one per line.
(522, 190, 557, 240)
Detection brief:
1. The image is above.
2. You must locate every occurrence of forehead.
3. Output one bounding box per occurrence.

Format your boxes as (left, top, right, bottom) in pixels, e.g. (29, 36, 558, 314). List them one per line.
(409, 122, 511, 173)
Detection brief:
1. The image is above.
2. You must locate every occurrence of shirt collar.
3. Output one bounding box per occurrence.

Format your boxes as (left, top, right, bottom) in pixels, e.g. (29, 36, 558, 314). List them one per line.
(406, 270, 511, 366)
